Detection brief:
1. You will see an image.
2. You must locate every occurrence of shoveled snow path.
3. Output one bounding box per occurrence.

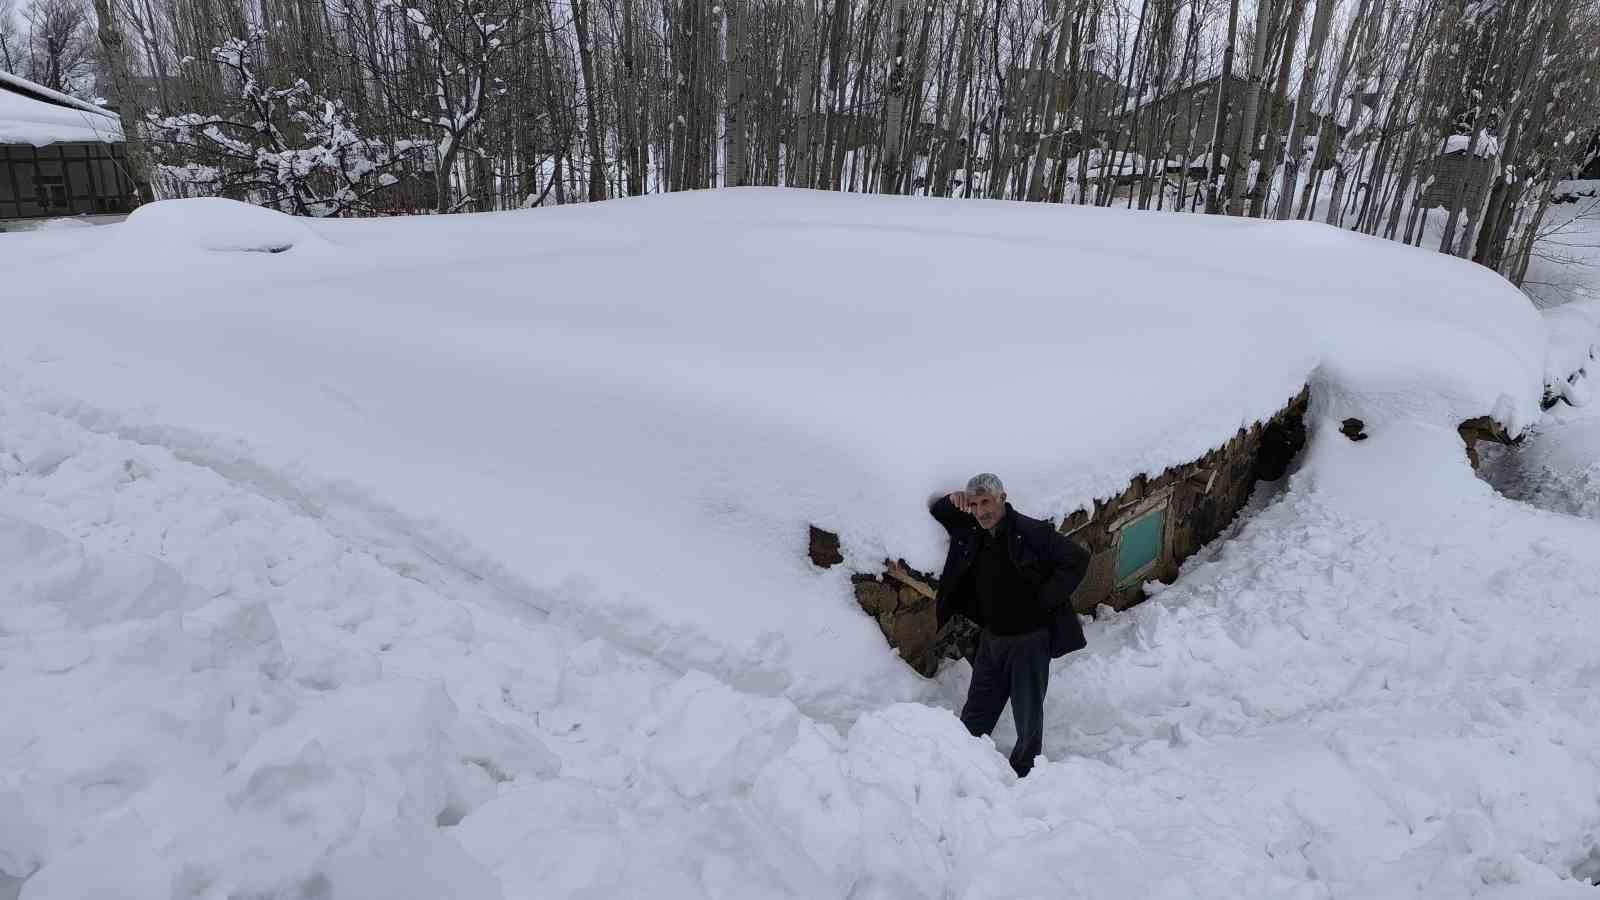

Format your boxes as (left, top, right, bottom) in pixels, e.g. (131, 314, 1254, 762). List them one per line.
(1016, 418, 1600, 898)
(1479, 403, 1600, 521)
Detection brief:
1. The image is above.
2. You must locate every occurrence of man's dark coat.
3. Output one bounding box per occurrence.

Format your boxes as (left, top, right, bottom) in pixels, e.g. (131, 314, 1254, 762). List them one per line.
(929, 496, 1090, 657)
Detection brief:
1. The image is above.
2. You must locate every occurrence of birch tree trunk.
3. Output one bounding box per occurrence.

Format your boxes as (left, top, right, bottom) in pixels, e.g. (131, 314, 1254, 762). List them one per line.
(1275, 0, 1334, 219)
(1248, 0, 1301, 218)
(1226, 0, 1273, 215)
(934, 0, 976, 196)
(879, 0, 910, 192)
(619, 0, 646, 194)
(790, 0, 823, 187)
(1325, 0, 1395, 225)
(1206, 0, 1241, 213)
(93, 0, 150, 201)
(574, 0, 608, 201)
(1464, 0, 1572, 260)
(725, 0, 749, 186)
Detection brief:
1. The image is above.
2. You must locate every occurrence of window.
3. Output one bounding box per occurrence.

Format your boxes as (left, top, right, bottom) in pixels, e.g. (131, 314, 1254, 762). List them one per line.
(1115, 505, 1166, 587)
(36, 173, 68, 209)
(67, 161, 91, 205)
(12, 160, 38, 215)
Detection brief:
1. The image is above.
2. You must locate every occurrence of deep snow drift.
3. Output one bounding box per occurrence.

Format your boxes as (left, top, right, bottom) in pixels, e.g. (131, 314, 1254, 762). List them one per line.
(0, 191, 1547, 713)
(3, 190, 1599, 898)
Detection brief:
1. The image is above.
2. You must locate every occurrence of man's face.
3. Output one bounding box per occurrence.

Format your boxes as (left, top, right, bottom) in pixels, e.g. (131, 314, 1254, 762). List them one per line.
(970, 490, 1005, 531)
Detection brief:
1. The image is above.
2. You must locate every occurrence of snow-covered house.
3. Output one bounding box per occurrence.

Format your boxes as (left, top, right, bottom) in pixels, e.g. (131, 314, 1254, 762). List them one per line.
(0, 71, 136, 223)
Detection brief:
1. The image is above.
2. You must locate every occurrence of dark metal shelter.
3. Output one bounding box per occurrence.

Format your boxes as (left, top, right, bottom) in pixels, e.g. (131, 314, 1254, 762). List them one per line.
(0, 71, 136, 222)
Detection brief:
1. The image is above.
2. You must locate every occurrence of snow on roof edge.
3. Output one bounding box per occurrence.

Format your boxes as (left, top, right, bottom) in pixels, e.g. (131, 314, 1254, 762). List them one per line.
(0, 70, 119, 121)
(0, 79, 124, 146)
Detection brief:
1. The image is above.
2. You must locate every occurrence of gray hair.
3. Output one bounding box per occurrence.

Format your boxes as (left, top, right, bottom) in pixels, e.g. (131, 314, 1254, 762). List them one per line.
(965, 473, 1005, 497)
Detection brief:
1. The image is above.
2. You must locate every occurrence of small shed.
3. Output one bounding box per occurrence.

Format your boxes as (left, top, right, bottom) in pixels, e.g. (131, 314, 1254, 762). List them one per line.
(0, 71, 136, 222)
(1417, 133, 1498, 211)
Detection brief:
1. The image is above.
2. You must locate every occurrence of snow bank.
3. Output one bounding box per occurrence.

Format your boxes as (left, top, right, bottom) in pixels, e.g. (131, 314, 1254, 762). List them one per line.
(1524, 189, 1600, 308)
(118, 198, 328, 253)
(1542, 298, 1600, 401)
(0, 75, 122, 146)
(0, 394, 558, 898)
(1029, 420, 1600, 898)
(8, 361, 1599, 897)
(0, 191, 1546, 716)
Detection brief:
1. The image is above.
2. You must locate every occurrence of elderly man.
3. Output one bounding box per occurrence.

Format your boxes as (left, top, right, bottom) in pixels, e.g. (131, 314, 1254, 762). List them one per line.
(930, 473, 1090, 776)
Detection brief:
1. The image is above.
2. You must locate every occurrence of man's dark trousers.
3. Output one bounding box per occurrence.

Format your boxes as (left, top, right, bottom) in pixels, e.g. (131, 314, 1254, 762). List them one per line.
(960, 628, 1050, 777)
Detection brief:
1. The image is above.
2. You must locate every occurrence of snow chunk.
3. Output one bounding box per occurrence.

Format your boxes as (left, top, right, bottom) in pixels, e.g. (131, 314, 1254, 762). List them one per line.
(321, 826, 503, 900)
(0, 514, 203, 631)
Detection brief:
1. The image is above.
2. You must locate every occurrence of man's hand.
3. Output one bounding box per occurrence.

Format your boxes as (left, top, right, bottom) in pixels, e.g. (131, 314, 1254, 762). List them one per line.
(948, 491, 973, 514)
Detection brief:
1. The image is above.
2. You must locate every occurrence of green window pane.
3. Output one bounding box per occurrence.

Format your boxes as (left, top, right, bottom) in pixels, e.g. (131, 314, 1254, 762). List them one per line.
(1116, 507, 1165, 584)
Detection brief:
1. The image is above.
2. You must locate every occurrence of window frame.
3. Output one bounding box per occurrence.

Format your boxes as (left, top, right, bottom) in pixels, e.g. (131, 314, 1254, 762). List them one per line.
(1110, 490, 1172, 589)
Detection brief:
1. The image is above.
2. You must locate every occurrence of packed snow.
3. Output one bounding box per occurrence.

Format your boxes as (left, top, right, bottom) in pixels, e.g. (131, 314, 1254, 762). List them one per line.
(0, 74, 123, 147)
(2, 189, 1599, 898)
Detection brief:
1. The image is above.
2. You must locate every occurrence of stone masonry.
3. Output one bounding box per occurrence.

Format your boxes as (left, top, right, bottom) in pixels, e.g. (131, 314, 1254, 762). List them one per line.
(813, 387, 1312, 676)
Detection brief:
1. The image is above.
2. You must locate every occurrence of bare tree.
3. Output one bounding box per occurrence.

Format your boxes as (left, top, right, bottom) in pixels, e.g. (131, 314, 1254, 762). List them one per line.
(24, 0, 93, 91)
(0, 0, 21, 72)
(91, 0, 150, 198)
(1224, 0, 1271, 215)
(1205, 0, 1239, 213)
(1274, 0, 1332, 219)
(877, 0, 908, 192)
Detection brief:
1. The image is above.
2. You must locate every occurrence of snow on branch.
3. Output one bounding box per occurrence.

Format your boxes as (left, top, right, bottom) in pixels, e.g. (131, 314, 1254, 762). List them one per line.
(146, 29, 430, 217)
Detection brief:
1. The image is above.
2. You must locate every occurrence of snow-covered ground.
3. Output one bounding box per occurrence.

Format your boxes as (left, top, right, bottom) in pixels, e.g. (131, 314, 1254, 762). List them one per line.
(0, 216, 126, 234)
(1517, 182, 1600, 310)
(3, 190, 1599, 898)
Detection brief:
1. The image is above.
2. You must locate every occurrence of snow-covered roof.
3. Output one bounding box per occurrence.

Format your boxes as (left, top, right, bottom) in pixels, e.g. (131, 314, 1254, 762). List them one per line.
(0, 190, 1548, 716)
(0, 70, 123, 146)
(1439, 131, 1500, 158)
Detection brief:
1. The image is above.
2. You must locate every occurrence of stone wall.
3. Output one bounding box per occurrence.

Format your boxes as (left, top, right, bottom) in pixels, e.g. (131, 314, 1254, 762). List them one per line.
(813, 388, 1311, 675)
(1457, 416, 1514, 469)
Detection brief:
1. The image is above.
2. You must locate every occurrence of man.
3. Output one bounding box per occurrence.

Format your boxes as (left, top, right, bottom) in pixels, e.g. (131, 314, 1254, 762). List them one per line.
(930, 473, 1090, 777)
